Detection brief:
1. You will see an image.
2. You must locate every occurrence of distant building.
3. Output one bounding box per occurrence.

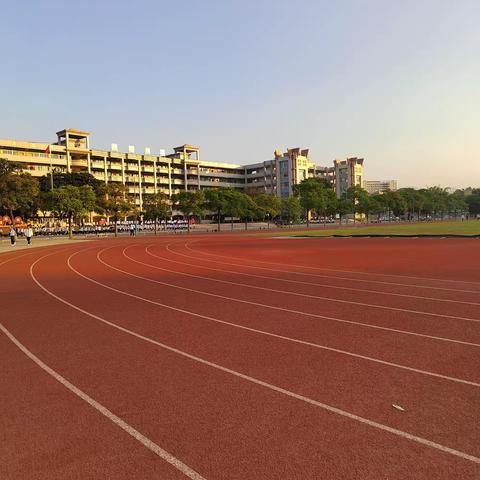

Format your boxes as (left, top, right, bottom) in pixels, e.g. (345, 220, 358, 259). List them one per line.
(363, 180, 397, 195)
(245, 148, 316, 198)
(316, 157, 364, 198)
(0, 128, 365, 208)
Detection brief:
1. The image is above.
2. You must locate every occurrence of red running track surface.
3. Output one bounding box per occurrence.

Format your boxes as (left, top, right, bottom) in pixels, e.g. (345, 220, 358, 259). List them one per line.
(1, 235, 479, 479)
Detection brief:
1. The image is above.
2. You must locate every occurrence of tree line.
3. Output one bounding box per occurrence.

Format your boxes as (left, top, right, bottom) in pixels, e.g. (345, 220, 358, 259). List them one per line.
(294, 179, 474, 226)
(1, 158, 478, 238)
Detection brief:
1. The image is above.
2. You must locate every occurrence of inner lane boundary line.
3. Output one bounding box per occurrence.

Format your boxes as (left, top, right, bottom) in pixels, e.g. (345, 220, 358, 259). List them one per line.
(0, 322, 207, 480)
(70, 245, 480, 385)
(151, 244, 480, 315)
(158, 243, 480, 307)
(0, 245, 206, 480)
(113, 245, 480, 347)
(28, 247, 480, 465)
(185, 239, 480, 291)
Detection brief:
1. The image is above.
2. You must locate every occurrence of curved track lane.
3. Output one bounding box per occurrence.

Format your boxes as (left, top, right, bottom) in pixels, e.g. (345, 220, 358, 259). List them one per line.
(1, 235, 480, 479)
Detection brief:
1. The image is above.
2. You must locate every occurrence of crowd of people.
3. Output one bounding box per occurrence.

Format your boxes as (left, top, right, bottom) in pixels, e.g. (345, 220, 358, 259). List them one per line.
(3, 219, 193, 246)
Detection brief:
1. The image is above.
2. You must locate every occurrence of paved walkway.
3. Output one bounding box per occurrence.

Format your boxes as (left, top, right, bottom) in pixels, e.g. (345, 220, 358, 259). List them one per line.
(0, 237, 91, 254)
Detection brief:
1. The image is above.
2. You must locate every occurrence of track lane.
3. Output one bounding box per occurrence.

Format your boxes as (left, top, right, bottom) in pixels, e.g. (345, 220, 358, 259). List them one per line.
(3, 236, 480, 479)
(21, 246, 480, 478)
(164, 243, 480, 303)
(120, 244, 480, 352)
(187, 237, 480, 288)
(44, 245, 480, 458)
(105, 243, 480, 380)
(168, 244, 480, 320)
(142, 243, 480, 344)
(0, 250, 201, 480)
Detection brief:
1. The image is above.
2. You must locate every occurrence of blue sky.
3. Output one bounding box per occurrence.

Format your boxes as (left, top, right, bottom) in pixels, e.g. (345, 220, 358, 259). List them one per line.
(1, 0, 479, 188)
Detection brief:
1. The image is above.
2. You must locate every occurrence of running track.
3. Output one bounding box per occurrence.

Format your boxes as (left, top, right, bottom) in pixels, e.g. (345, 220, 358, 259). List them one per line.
(1, 235, 479, 479)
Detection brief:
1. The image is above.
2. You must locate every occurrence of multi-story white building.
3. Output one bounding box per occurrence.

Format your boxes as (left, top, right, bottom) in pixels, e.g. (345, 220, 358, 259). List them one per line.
(316, 157, 364, 198)
(0, 128, 364, 208)
(245, 148, 316, 198)
(363, 179, 397, 195)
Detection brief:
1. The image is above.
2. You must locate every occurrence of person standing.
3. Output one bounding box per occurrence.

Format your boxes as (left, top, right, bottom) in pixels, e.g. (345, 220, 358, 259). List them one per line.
(9, 227, 17, 246)
(25, 225, 34, 245)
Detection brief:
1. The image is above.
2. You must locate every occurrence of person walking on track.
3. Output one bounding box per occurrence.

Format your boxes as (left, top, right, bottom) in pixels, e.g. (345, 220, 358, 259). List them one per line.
(9, 227, 17, 246)
(25, 225, 34, 245)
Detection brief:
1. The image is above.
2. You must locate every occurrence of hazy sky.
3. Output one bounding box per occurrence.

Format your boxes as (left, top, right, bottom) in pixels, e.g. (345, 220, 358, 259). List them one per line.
(1, 0, 479, 188)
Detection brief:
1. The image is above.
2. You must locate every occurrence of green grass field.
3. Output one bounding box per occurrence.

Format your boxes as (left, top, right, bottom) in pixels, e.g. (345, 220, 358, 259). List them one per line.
(271, 220, 480, 237)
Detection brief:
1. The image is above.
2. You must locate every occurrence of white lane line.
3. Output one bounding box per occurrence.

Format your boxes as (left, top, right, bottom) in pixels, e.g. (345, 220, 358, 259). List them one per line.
(0, 251, 37, 267)
(111, 247, 480, 347)
(29, 250, 480, 466)
(174, 242, 480, 295)
(158, 246, 480, 325)
(177, 249, 480, 323)
(79, 245, 480, 384)
(154, 245, 480, 308)
(185, 240, 480, 292)
(0, 323, 206, 480)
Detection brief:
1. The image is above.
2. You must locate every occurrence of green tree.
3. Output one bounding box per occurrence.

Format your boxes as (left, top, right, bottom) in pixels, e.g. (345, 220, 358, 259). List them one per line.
(172, 190, 205, 233)
(204, 188, 232, 231)
(295, 178, 335, 227)
(447, 191, 468, 218)
(280, 197, 302, 225)
(39, 171, 102, 193)
(51, 185, 96, 238)
(466, 193, 480, 216)
(370, 194, 386, 222)
(98, 183, 134, 237)
(0, 159, 40, 223)
(37, 191, 55, 219)
(237, 192, 260, 230)
(143, 193, 171, 234)
(344, 185, 370, 223)
(336, 197, 352, 224)
(251, 193, 281, 228)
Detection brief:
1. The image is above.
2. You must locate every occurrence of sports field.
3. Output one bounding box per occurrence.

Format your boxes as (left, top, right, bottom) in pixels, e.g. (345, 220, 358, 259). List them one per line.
(273, 219, 480, 237)
(1, 235, 479, 479)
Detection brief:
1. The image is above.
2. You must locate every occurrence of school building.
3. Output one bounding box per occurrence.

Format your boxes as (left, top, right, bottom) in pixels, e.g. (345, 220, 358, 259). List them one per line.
(0, 128, 364, 210)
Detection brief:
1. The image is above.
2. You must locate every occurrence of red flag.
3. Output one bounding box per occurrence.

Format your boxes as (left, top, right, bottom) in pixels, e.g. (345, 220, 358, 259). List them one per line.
(44, 145, 50, 154)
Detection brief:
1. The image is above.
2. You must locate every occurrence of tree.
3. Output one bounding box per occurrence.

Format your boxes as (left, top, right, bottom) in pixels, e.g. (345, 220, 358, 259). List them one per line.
(447, 191, 468, 218)
(143, 193, 171, 234)
(204, 188, 232, 231)
(0, 159, 40, 223)
(251, 193, 281, 228)
(172, 190, 205, 233)
(51, 185, 96, 238)
(295, 178, 335, 227)
(336, 197, 352, 224)
(218, 190, 258, 231)
(466, 194, 480, 216)
(280, 197, 302, 225)
(344, 185, 370, 224)
(39, 171, 102, 193)
(237, 193, 260, 230)
(98, 183, 133, 237)
(370, 194, 386, 222)
(37, 191, 55, 219)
